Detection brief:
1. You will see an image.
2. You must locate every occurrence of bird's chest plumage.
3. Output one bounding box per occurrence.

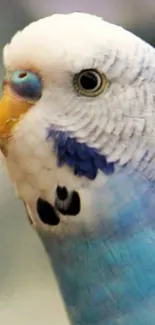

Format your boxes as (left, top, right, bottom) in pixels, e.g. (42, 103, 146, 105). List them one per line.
(37, 171, 155, 325)
(40, 223, 155, 325)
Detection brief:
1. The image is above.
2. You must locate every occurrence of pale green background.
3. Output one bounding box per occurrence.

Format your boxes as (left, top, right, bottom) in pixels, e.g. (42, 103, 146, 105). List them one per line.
(0, 1, 155, 324)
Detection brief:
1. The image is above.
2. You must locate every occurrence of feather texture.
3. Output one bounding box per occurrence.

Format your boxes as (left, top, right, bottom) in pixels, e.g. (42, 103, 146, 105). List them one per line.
(38, 168, 155, 325)
(46, 128, 115, 179)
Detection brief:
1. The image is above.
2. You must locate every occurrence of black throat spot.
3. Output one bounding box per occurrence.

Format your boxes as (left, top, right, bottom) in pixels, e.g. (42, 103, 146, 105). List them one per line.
(36, 198, 60, 226)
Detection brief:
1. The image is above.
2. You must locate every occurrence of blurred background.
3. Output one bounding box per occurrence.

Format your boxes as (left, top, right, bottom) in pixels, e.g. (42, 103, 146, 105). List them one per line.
(0, 0, 155, 324)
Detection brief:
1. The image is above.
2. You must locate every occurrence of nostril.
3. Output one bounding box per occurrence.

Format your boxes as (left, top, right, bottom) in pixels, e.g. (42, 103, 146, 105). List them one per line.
(37, 198, 60, 226)
(18, 72, 28, 79)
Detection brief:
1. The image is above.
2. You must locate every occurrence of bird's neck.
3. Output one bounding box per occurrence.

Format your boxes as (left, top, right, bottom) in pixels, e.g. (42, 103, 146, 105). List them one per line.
(38, 171, 155, 325)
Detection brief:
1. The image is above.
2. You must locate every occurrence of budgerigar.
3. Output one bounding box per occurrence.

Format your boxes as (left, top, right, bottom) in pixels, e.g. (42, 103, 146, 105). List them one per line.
(1, 12, 155, 325)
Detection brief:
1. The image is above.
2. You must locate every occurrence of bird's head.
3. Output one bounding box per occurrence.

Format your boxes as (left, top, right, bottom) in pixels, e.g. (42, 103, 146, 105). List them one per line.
(0, 12, 155, 231)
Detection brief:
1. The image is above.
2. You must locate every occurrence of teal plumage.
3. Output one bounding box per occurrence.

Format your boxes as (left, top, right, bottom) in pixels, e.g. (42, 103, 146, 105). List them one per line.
(38, 167, 155, 325)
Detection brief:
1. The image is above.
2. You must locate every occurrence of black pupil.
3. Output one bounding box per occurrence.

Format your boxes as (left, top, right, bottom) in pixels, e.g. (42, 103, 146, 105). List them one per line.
(79, 72, 99, 91)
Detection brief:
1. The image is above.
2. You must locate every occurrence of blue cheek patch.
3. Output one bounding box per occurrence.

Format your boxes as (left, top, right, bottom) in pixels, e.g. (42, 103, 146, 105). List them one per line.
(47, 128, 115, 180)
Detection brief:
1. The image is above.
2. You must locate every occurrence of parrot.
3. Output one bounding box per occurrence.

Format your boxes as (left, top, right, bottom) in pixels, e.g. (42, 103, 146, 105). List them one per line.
(1, 11, 155, 325)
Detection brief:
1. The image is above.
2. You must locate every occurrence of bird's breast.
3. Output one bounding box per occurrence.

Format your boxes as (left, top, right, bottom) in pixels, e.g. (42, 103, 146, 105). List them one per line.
(36, 169, 155, 325)
(39, 218, 155, 325)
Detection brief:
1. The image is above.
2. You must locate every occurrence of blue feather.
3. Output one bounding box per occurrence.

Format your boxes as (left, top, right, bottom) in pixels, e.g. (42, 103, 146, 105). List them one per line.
(39, 168, 155, 325)
(46, 127, 115, 179)
(66, 137, 76, 155)
(75, 142, 91, 159)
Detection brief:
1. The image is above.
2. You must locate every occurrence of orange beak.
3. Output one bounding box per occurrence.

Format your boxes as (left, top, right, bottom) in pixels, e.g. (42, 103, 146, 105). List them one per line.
(0, 86, 33, 155)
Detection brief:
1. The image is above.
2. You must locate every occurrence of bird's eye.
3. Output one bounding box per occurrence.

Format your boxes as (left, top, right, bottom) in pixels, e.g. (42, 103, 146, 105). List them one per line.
(10, 70, 42, 100)
(73, 69, 108, 97)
